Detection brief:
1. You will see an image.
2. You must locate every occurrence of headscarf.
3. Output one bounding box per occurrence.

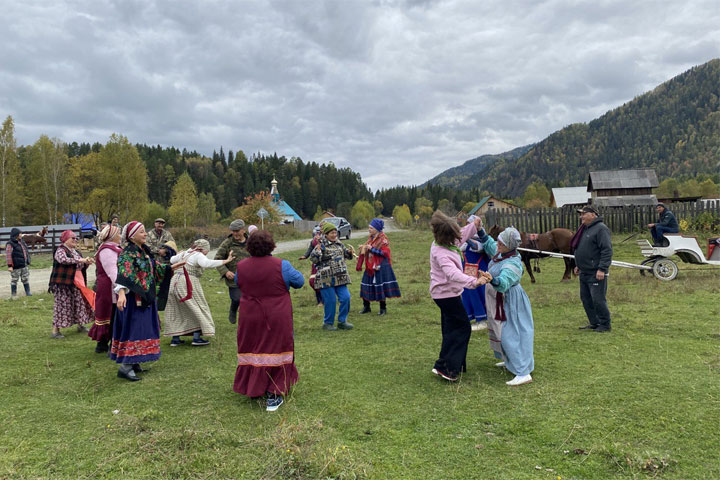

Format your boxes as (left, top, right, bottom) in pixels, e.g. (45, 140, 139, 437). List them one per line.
(161, 241, 178, 257)
(322, 222, 337, 235)
(498, 227, 521, 250)
(248, 225, 258, 235)
(192, 239, 211, 252)
(467, 215, 479, 224)
(312, 225, 322, 235)
(60, 230, 76, 243)
(122, 221, 143, 243)
(370, 218, 384, 232)
(98, 224, 121, 243)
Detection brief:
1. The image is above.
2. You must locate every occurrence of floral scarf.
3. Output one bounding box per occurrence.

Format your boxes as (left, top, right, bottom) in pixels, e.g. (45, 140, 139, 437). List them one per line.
(360, 231, 391, 275)
(117, 242, 167, 306)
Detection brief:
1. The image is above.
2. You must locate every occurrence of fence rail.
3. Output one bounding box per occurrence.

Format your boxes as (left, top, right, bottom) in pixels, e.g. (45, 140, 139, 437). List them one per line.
(484, 201, 720, 234)
(0, 224, 83, 253)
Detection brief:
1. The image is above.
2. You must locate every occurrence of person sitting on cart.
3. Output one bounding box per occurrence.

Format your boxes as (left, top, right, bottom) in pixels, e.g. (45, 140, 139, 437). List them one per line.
(647, 203, 679, 247)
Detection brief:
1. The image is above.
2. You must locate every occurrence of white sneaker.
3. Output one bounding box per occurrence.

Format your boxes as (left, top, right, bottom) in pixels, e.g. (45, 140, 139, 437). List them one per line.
(506, 374, 532, 386)
(495, 361, 505, 367)
(471, 321, 488, 331)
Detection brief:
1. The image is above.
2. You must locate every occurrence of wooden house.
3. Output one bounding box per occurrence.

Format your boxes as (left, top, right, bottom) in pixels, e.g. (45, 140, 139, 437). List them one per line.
(588, 169, 659, 207)
(468, 196, 519, 216)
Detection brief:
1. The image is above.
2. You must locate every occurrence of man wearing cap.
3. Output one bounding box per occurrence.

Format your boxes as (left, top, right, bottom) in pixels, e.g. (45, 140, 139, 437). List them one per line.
(571, 205, 613, 333)
(647, 203, 679, 247)
(146, 218, 175, 261)
(6, 227, 32, 299)
(215, 219, 250, 324)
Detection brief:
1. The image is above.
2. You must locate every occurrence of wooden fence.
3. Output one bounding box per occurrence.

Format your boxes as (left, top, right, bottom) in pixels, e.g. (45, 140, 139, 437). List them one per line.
(484, 201, 720, 233)
(0, 224, 83, 253)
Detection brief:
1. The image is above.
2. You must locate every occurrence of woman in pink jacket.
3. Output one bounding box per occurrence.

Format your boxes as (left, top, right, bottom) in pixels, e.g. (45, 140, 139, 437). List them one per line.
(429, 211, 484, 382)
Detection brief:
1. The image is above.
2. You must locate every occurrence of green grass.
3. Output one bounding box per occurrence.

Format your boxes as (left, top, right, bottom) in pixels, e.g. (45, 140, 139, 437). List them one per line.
(1, 231, 719, 479)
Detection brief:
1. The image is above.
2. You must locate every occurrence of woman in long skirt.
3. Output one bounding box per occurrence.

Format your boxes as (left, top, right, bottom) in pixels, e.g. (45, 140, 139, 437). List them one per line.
(233, 230, 304, 411)
(49, 230, 95, 339)
(461, 216, 490, 331)
(358, 218, 401, 316)
(89, 225, 122, 353)
(479, 227, 535, 386)
(112, 222, 174, 382)
(163, 239, 235, 346)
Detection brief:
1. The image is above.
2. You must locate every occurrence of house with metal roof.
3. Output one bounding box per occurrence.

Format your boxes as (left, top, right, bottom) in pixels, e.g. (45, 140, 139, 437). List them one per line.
(270, 177, 302, 222)
(588, 169, 659, 207)
(550, 187, 591, 208)
(468, 196, 519, 216)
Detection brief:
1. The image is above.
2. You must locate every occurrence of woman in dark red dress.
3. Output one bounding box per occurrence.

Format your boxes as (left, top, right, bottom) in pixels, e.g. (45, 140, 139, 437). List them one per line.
(233, 230, 304, 412)
(88, 225, 122, 353)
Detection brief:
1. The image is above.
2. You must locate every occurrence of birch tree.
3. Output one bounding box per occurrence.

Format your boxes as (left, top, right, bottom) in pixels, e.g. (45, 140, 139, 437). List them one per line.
(0, 116, 21, 227)
(168, 172, 198, 228)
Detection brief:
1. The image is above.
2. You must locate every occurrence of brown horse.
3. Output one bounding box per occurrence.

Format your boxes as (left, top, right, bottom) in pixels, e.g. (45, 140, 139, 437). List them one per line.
(488, 225, 575, 283)
(22, 226, 49, 250)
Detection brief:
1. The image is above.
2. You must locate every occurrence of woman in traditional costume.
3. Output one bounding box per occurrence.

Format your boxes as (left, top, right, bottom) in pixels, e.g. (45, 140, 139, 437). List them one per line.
(233, 230, 304, 412)
(310, 222, 355, 330)
(163, 239, 235, 346)
(49, 230, 95, 339)
(111, 221, 174, 381)
(358, 218, 401, 316)
(298, 225, 324, 306)
(428, 211, 483, 382)
(479, 227, 535, 386)
(461, 215, 490, 331)
(88, 225, 122, 353)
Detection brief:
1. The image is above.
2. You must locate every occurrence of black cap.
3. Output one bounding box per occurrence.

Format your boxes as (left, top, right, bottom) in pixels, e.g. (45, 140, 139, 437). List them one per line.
(577, 205, 599, 215)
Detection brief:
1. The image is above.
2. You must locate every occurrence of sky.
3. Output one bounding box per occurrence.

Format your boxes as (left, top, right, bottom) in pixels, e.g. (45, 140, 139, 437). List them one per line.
(1, 1, 719, 191)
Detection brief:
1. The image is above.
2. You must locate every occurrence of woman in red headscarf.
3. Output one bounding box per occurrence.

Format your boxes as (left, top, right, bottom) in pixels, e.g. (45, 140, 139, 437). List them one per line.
(89, 224, 122, 353)
(111, 221, 176, 381)
(48, 230, 95, 339)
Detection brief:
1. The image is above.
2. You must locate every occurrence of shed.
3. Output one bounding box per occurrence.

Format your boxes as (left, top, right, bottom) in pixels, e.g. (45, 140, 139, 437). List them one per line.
(588, 169, 659, 207)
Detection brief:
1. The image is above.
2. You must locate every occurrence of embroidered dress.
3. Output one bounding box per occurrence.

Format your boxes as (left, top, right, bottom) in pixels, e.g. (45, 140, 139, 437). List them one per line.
(110, 243, 169, 365)
(89, 242, 121, 342)
(358, 232, 401, 302)
(484, 237, 535, 377)
(163, 250, 224, 337)
(49, 247, 94, 328)
(461, 240, 489, 323)
(233, 256, 304, 397)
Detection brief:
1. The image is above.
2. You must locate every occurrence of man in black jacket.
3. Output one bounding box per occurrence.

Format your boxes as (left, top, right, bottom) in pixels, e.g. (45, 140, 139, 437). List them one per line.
(571, 206, 613, 332)
(6, 228, 32, 298)
(647, 203, 679, 247)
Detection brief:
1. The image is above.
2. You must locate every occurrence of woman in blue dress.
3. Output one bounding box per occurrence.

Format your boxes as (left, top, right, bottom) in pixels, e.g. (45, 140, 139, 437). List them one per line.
(479, 227, 535, 386)
(461, 216, 490, 331)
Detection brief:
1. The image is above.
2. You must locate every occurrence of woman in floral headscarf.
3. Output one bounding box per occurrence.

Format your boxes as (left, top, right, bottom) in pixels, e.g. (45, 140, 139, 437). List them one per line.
(358, 218, 401, 316)
(88, 224, 122, 353)
(111, 221, 176, 381)
(478, 227, 535, 386)
(48, 230, 95, 339)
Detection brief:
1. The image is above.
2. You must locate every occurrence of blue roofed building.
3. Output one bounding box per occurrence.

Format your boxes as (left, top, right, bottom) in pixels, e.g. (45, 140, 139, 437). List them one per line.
(270, 176, 302, 223)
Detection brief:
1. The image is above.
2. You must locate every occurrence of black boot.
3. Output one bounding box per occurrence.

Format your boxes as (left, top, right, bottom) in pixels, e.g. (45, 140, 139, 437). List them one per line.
(360, 300, 371, 314)
(95, 341, 109, 353)
(10, 284, 17, 298)
(378, 301, 387, 316)
(23, 283, 32, 296)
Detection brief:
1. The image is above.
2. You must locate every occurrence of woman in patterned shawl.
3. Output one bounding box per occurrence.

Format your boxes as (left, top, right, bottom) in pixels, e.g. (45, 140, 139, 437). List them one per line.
(163, 239, 235, 347)
(357, 218, 401, 316)
(111, 221, 177, 381)
(49, 230, 95, 339)
(88, 225, 122, 353)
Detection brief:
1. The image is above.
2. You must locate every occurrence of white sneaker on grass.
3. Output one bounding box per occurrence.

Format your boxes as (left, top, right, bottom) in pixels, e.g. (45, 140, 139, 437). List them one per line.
(471, 321, 488, 331)
(495, 361, 505, 367)
(506, 374, 532, 386)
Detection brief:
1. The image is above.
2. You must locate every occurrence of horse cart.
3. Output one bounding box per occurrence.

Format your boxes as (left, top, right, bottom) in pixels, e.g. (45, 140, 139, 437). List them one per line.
(516, 234, 720, 281)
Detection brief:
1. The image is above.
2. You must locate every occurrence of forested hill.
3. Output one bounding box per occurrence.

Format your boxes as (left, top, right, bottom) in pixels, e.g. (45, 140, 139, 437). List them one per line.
(423, 144, 533, 188)
(437, 58, 720, 198)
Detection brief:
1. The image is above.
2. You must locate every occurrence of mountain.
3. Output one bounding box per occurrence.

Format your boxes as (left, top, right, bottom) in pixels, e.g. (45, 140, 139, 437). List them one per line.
(433, 58, 720, 198)
(424, 144, 534, 188)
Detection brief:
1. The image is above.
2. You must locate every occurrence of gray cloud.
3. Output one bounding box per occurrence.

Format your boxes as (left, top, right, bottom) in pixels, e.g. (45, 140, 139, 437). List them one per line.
(1, 0, 718, 191)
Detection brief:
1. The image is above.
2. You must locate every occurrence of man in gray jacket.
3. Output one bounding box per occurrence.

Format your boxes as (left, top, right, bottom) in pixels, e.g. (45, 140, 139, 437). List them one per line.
(571, 205, 613, 332)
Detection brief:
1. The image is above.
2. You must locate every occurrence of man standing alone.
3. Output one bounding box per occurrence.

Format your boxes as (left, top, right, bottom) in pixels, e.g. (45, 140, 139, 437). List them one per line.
(572, 206, 613, 333)
(6, 228, 32, 298)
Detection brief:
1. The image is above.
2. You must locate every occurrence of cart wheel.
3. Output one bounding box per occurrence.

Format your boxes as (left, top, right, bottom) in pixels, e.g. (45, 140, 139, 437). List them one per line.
(652, 258, 678, 281)
(639, 257, 656, 276)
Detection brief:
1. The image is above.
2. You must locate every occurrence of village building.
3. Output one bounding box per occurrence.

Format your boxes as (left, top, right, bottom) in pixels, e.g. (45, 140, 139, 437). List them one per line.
(269, 177, 302, 223)
(550, 186, 592, 208)
(467, 195, 519, 216)
(587, 168, 659, 207)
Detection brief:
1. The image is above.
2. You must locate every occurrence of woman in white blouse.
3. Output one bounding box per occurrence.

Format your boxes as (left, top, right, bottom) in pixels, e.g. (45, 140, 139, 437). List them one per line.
(163, 239, 235, 346)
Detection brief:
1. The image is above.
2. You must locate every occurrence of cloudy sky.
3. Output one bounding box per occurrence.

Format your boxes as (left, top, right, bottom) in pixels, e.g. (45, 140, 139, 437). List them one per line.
(1, 1, 718, 190)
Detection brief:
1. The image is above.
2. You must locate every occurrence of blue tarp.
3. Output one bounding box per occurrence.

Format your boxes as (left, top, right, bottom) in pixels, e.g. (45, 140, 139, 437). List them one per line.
(63, 213, 97, 233)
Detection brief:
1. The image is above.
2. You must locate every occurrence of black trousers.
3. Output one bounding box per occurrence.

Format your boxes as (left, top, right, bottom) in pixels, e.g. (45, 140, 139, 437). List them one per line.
(579, 276, 611, 329)
(228, 286, 241, 320)
(433, 296, 471, 377)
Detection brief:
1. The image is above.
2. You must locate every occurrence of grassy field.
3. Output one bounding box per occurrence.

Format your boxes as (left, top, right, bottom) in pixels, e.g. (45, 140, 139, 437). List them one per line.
(1, 230, 719, 479)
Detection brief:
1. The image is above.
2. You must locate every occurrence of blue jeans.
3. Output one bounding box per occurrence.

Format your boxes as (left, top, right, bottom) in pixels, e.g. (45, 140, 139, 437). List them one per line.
(320, 285, 351, 325)
(651, 225, 678, 245)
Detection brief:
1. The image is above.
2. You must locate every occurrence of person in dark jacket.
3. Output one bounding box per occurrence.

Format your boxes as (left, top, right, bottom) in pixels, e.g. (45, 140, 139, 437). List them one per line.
(571, 206, 613, 333)
(647, 203, 679, 246)
(6, 228, 32, 298)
